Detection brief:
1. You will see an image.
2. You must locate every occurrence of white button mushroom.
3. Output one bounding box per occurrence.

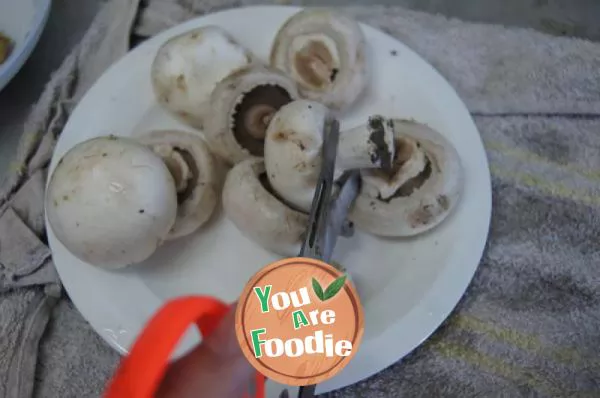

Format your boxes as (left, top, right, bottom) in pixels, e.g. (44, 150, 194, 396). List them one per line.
(222, 157, 309, 257)
(264, 100, 395, 213)
(349, 119, 463, 237)
(45, 136, 178, 269)
(270, 9, 368, 112)
(137, 130, 221, 240)
(204, 65, 300, 165)
(151, 26, 256, 130)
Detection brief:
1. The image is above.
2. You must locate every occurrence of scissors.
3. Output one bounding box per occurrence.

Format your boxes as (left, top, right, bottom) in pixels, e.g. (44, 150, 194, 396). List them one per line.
(104, 117, 360, 398)
(281, 116, 361, 398)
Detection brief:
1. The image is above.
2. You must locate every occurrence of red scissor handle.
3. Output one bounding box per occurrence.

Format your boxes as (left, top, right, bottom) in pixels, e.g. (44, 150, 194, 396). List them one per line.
(104, 296, 266, 398)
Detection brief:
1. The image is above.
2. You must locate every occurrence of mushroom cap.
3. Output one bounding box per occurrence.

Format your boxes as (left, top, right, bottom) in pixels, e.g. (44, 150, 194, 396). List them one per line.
(138, 130, 221, 240)
(222, 157, 308, 257)
(349, 119, 463, 237)
(270, 8, 367, 111)
(45, 136, 178, 269)
(151, 25, 256, 130)
(264, 99, 334, 213)
(204, 65, 299, 165)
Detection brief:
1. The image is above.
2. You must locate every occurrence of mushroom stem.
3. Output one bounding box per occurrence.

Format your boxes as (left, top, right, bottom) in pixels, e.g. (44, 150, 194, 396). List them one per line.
(336, 115, 396, 172)
(264, 102, 397, 213)
(151, 144, 192, 193)
(297, 40, 336, 87)
(310, 58, 331, 83)
(262, 113, 274, 130)
(361, 136, 427, 200)
(244, 104, 278, 140)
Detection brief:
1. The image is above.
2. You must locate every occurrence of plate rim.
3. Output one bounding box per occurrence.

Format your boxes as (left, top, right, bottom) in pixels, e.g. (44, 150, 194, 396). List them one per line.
(45, 5, 492, 394)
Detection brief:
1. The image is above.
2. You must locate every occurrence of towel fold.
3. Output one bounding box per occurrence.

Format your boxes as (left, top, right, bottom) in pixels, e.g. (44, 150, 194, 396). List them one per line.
(0, 1, 138, 397)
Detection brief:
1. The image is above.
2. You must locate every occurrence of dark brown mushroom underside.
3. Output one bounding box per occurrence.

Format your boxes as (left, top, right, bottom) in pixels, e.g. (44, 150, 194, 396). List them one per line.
(233, 85, 293, 157)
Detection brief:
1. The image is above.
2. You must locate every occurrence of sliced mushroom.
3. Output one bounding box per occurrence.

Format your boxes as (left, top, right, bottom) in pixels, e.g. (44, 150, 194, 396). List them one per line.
(151, 26, 256, 130)
(45, 136, 178, 269)
(270, 9, 367, 111)
(264, 101, 395, 213)
(222, 157, 309, 257)
(138, 130, 221, 240)
(204, 65, 299, 165)
(349, 119, 463, 237)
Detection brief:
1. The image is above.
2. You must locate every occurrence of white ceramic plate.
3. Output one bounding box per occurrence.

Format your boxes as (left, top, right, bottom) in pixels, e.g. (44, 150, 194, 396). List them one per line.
(46, 5, 492, 396)
(0, 0, 51, 91)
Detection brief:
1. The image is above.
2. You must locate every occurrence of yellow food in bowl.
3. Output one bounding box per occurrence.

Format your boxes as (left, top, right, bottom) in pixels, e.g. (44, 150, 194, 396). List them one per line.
(0, 33, 13, 65)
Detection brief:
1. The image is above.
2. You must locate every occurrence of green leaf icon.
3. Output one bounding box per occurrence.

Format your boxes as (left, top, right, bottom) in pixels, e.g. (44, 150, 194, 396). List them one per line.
(312, 278, 325, 301)
(323, 274, 347, 301)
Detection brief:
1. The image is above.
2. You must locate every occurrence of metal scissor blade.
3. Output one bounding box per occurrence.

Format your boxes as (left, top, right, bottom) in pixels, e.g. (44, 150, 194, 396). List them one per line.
(294, 117, 340, 398)
(322, 170, 360, 261)
(295, 179, 360, 398)
(294, 118, 361, 398)
(299, 116, 340, 261)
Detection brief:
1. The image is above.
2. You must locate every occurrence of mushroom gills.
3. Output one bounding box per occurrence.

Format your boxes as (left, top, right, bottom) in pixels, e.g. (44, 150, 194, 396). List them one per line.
(205, 66, 300, 165)
(222, 158, 309, 257)
(233, 84, 294, 157)
(139, 130, 220, 240)
(270, 9, 368, 111)
(264, 102, 395, 213)
(349, 119, 463, 237)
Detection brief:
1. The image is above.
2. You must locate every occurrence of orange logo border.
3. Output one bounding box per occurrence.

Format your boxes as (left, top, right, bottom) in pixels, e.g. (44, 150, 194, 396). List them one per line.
(235, 257, 364, 386)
